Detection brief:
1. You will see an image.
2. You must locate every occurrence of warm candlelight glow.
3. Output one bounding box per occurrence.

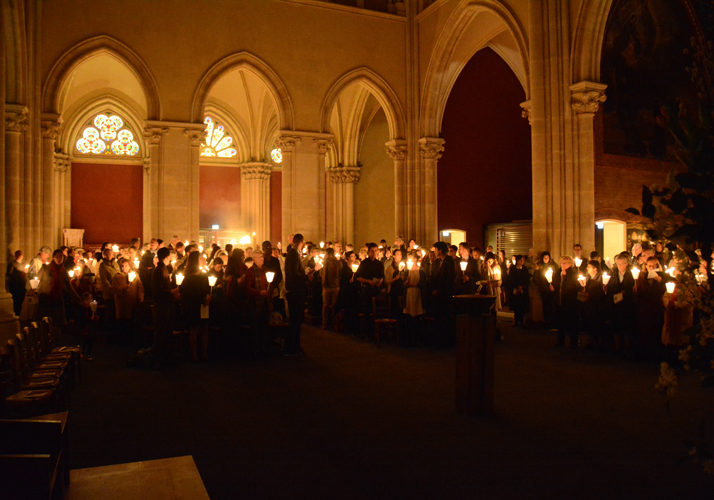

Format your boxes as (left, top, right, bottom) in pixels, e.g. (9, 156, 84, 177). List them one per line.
(112, 245, 119, 252)
(24, 264, 29, 270)
(421, 249, 426, 257)
(335, 252, 341, 259)
(350, 263, 359, 273)
(30, 277, 40, 289)
(665, 281, 675, 294)
(574, 257, 582, 267)
(460, 261, 467, 272)
(666, 267, 675, 277)
(128, 271, 136, 283)
(320, 241, 324, 248)
(602, 272, 611, 285)
(578, 274, 586, 286)
(631, 267, 640, 280)
(545, 268, 553, 283)
(208, 275, 217, 287)
(399, 262, 405, 271)
(265, 271, 275, 283)
(407, 260, 414, 271)
(134, 259, 140, 268)
(239, 235, 251, 245)
(198, 245, 204, 253)
(68, 270, 74, 278)
(90, 300, 98, 312)
(175, 273, 185, 285)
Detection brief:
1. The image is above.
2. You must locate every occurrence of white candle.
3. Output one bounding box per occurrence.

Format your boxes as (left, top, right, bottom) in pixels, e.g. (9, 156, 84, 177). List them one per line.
(175, 273, 185, 285)
(24, 264, 29, 270)
(320, 241, 324, 248)
(351, 263, 359, 273)
(574, 257, 582, 267)
(666, 267, 676, 277)
(578, 274, 586, 286)
(460, 261, 467, 272)
(30, 277, 40, 289)
(545, 268, 553, 283)
(665, 282, 675, 294)
(90, 300, 98, 312)
(399, 262, 406, 271)
(631, 267, 640, 280)
(265, 271, 275, 283)
(112, 245, 119, 252)
(407, 260, 414, 270)
(602, 272, 610, 285)
(208, 275, 217, 287)
(68, 270, 74, 278)
(134, 259, 140, 268)
(128, 271, 136, 283)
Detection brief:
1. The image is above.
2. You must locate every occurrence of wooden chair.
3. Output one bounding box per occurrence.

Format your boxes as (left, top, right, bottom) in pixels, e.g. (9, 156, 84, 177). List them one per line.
(41, 317, 82, 383)
(0, 344, 60, 416)
(0, 412, 68, 499)
(372, 295, 399, 347)
(28, 324, 75, 391)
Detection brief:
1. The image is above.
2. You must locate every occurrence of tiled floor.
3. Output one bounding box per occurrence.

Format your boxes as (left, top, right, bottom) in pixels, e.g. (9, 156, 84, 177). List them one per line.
(67, 455, 209, 500)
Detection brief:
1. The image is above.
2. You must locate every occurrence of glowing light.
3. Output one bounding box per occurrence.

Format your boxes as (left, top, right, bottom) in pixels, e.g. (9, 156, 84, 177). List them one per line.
(239, 235, 252, 246)
(265, 272, 275, 283)
(350, 263, 359, 273)
(208, 275, 217, 287)
(665, 282, 675, 294)
(574, 257, 582, 267)
(460, 261, 467, 272)
(631, 267, 640, 280)
(200, 117, 237, 157)
(602, 272, 611, 285)
(545, 268, 553, 283)
(271, 148, 283, 163)
(128, 271, 136, 283)
(30, 277, 40, 289)
(175, 273, 185, 285)
(68, 270, 75, 278)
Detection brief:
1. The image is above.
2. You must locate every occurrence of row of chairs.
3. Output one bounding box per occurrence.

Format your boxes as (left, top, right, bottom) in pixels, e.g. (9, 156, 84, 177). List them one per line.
(0, 317, 81, 417)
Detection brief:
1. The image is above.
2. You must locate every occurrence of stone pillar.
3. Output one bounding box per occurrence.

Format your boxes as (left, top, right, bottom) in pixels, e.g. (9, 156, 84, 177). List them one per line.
(240, 162, 272, 245)
(52, 153, 70, 246)
(142, 125, 167, 243)
(278, 131, 333, 243)
(41, 114, 62, 248)
(328, 167, 361, 246)
(5, 105, 28, 255)
(184, 127, 204, 243)
(571, 81, 607, 254)
(418, 137, 445, 245)
(386, 139, 408, 239)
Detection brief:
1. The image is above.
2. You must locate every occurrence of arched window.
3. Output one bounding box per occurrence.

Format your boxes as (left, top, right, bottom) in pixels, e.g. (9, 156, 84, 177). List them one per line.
(201, 116, 237, 158)
(75, 113, 139, 156)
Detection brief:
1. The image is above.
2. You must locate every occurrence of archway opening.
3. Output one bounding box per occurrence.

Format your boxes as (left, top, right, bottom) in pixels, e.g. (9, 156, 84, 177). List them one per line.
(437, 47, 531, 249)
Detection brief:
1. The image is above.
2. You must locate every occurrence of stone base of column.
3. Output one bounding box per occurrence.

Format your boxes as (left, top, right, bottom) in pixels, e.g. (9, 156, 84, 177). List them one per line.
(0, 293, 19, 345)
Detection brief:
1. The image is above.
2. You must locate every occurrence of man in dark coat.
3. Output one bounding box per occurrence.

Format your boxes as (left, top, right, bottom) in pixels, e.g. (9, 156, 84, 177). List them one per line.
(508, 255, 530, 326)
(284, 233, 312, 355)
(432, 241, 456, 343)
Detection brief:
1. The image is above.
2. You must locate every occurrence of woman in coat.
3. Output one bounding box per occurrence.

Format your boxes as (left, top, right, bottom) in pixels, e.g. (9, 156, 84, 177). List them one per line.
(179, 251, 211, 362)
(553, 256, 581, 348)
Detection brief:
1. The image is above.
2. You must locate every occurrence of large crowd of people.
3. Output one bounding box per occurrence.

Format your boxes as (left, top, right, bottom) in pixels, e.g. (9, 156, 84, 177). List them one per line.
(5, 234, 712, 366)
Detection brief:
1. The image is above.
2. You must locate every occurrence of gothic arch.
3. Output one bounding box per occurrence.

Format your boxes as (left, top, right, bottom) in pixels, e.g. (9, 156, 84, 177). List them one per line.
(2, 1, 26, 104)
(191, 52, 294, 131)
(42, 35, 162, 120)
(420, 0, 529, 137)
(571, 0, 615, 83)
(320, 67, 406, 141)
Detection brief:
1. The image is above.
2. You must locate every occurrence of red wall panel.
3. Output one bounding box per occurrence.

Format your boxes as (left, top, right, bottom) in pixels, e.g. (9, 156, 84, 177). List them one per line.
(270, 171, 282, 245)
(437, 48, 532, 249)
(199, 165, 241, 230)
(71, 162, 143, 246)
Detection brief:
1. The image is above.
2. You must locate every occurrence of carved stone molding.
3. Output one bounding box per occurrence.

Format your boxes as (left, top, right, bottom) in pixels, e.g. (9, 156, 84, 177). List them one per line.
(314, 138, 334, 155)
(277, 135, 301, 152)
(520, 100, 532, 125)
(142, 158, 151, 174)
(328, 166, 361, 184)
(570, 81, 607, 115)
(143, 126, 168, 145)
(53, 153, 70, 173)
(418, 137, 445, 160)
(240, 162, 272, 180)
(5, 105, 29, 133)
(183, 128, 206, 146)
(385, 139, 408, 160)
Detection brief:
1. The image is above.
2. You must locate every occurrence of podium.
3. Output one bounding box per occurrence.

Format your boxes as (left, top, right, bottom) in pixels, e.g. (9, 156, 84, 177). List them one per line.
(453, 295, 497, 416)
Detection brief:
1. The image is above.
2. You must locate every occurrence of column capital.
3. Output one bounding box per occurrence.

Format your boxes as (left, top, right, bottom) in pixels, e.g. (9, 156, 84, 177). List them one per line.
(570, 81, 607, 115)
(143, 126, 168, 145)
(385, 139, 408, 160)
(277, 135, 302, 152)
(183, 127, 206, 146)
(314, 137, 334, 155)
(240, 162, 272, 180)
(5, 105, 29, 132)
(418, 137, 445, 160)
(520, 100, 532, 125)
(328, 166, 361, 184)
(143, 158, 151, 174)
(53, 152, 70, 173)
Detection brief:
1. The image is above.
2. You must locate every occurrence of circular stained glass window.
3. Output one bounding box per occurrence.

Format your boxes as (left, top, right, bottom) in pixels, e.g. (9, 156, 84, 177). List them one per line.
(200, 117, 237, 158)
(271, 148, 282, 163)
(76, 113, 139, 156)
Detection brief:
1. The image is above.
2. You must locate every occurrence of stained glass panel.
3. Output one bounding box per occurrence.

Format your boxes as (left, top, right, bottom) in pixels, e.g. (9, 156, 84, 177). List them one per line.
(76, 113, 139, 156)
(200, 116, 237, 158)
(271, 148, 282, 163)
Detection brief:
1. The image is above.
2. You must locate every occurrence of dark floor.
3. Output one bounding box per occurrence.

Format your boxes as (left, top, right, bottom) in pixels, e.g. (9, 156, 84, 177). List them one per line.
(64, 321, 714, 500)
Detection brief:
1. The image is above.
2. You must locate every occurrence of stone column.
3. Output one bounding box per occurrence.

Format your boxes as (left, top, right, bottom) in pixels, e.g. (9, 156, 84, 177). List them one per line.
(240, 162, 272, 245)
(386, 139, 408, 239)
(52, 153, 70, 246)
(328, 167, 361, 245)
(142, 125, 167, 242)
(571, 81, 607, 254)
(277, 134, 300, 245)
(41, 114, 62, 248)
(184, 127, 205, 243)
(418, 137, 445, 245)
(314, 138, 333, 242)
(5, 105, 28, 255)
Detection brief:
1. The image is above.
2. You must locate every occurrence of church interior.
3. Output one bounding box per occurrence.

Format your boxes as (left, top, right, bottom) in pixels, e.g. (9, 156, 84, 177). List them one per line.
(2, 0, 714, 498)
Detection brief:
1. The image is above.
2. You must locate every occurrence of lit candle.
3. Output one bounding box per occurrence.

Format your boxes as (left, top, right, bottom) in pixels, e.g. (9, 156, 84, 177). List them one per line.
(320, 241, 324, 248)
(68, 270, 74, 278)
(602, 272, 611, 285)
(399, 262, 405, 271)
(350, 263, 359, 273)
(460, 261, 467, 272)
(631, 267, 640, 280)
(335, 252, 341, 259)
(265, 271, 275, 283)
(414, 245, 419, 250)
(198, 245, 204, 253)
(128, 271, 136, 283)
(545, 268, 553, 283)
(30, 277, 40, 289)
(90, 300, 98, 312)
(302, 247, 307, 255)
(112, 244, 119, 252)
(208, 275, 217, 287)
(578, 274, 586, 287)
(407, 260, 414, 271)
(134, 258, 140, 268)
(574, 257, 582, 267)
(665, 282, 675, 294)
(666, 267, 675, 277)
(421, 249, 426, 257)
(417, 262, 421, 267)
(24, 264, 29, 270)
(175, 273, 185, 285)
(171, 259, 177, 267)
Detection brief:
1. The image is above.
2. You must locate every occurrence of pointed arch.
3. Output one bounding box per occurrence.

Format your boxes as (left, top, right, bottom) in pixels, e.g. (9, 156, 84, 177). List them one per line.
(42, 35, 161, 120)
(571, 0, 615, 84)
(420, 0, 529, 137)
(320, 67, 405, 141)
(191, 52, 294, 130)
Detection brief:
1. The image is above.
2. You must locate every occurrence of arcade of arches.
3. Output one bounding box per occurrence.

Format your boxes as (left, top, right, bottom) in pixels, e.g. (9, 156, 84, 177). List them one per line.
(0, 0, 700, 337)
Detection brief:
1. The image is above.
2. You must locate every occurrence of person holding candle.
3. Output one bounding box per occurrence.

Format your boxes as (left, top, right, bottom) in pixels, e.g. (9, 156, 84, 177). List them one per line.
(553, 255, 581, 348)
(354, 243, 386, 340)
(607, 252, 638, 356)
(98, 248, 118, 329)
(385, 248, 407, 323)
(581, 260, 606, 348)
(634, 256, 666, 358)
(179, 251, 212, 362)
(261, 241, 284, 311)
(285, 234, 313, 355)
(37, 249, 83, 331)
(534, 251, 559, 328)
(244, 250, 271, 358)
(455, 243, 481, 295)
(431, 242, 456, 344)
(112, 258, 145, 346)
(6, 250, 27, 316)
(508, 255, 530, 327)
(572, 244, 588, 274)
(662, 279, 693, 348)
(26, 246, 51, 289)
(144, 247, 179, 366)
(320, 248, 341, 330)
